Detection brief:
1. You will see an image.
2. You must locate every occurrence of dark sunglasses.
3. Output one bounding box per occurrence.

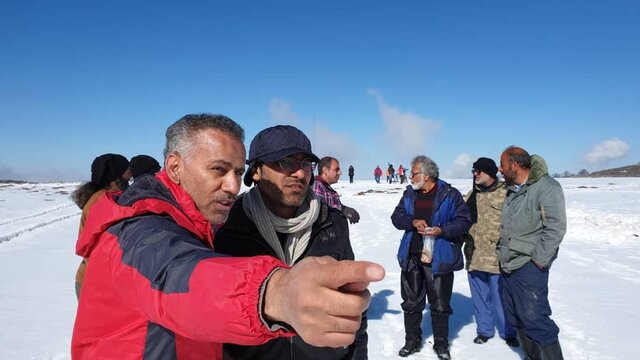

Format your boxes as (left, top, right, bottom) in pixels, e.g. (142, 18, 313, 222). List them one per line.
(273, 157, 317, 172)
(472, 169, 482, 175)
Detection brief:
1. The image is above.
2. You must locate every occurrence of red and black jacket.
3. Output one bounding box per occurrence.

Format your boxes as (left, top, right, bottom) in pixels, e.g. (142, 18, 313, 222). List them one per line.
(71, 171, 291, 360)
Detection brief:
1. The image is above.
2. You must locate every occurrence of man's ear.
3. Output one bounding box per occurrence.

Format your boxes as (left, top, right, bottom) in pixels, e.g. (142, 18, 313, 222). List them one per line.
(165, 154, 182, 184)
(252, 166, 261, 183)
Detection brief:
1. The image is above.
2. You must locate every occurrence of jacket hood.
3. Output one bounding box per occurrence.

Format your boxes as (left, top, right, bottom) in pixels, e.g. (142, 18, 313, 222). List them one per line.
(527, 154, 549, 184)
(76, 171, 213, 258)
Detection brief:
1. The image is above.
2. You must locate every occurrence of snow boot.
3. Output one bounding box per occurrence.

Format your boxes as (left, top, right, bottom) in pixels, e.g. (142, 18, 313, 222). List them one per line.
(517, 328, 540, 360)
(505, 336, 520, 347)
(433, 341, 451, 360)
(398, 340, 422, 357)
(473, 335, 490, 344)
(539, 340, 564, 360)
(434, 347, 451, 359)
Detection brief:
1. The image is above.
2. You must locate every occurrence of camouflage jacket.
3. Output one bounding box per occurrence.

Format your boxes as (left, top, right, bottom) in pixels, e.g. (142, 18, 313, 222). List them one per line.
(464, 180, 506, 274)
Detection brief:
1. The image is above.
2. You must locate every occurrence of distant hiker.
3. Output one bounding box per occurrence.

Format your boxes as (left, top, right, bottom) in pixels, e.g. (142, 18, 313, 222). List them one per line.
(71, 153, 130, 299)
(348, 165, 355, 183)
(71, 115, 383, 360)
(128, 154, 161, 182)
(215, 126, 369, 359)
(374, 165, 383, 183)
(463, 157, 518, 347)
(387, 163, 395, 184)
(398, 165, 406, 184)
(498, 146, 567, 359)
(391, 155, 471, 359)
(314, 156, 360, 224)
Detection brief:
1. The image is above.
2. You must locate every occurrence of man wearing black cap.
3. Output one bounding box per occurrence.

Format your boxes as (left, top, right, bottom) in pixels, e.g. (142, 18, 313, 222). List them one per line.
(128, 154, 161, 182)
(71, 116, 383, 360)
(215, 125, 368, 360)
(71, 153, 131, 299)
(463, 157, 518, 348)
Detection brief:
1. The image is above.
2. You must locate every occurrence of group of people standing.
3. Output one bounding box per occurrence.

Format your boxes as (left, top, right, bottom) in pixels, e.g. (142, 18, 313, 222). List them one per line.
(70, 116, 377, 360)
(372, 163, 407, 184)
(71, 153, 161, 298)
(69, 113, 566, 360)
(391, 149, 566, 360)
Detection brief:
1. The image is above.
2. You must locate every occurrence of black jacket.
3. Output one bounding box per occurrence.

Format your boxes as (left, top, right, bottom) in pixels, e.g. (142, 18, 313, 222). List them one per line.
(215, 195, 367, 360)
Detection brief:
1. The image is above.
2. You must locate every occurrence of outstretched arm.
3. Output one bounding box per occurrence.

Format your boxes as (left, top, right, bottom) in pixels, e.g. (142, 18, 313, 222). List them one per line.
(263, 256, 385, 348)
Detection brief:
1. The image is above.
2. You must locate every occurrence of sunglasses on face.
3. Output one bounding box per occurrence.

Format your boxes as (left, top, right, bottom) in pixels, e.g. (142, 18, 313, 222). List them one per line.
(472, 169, 482, 175)
(274, 157, 317, 172)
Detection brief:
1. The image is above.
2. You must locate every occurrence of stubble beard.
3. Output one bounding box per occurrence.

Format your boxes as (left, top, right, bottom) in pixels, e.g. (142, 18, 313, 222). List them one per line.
(259, 176, 307, 210)
(503, 170, 516, 185)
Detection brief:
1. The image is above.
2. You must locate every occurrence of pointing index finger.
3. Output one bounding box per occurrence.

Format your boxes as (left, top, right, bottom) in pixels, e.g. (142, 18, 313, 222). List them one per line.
(320, 260, 385, 289)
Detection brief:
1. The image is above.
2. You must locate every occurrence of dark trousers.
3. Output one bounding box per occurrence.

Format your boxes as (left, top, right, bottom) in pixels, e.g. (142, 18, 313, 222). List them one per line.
(500, 261, 560, 346)
(400, 254, 454, 347)
(349, 175, 354, 183)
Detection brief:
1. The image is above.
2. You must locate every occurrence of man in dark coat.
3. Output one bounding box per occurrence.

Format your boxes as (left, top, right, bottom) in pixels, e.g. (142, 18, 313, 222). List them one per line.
(215, 125, 368, 360)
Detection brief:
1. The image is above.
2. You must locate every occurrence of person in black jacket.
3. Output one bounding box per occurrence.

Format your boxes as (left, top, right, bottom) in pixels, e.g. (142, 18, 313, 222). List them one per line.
(215, 125, 368, 360)
(348, 165, 355, 183)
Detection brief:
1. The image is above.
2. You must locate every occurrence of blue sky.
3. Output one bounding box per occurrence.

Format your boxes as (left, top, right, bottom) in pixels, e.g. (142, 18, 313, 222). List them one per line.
(1, 0, 638, 181)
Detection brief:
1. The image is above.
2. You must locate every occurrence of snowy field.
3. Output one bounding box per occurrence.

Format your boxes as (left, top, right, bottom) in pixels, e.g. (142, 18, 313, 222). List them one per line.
(1, 178, 638, 359)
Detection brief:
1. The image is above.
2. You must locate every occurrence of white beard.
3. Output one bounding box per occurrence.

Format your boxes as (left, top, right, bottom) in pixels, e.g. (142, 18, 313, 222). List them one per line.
(411, 178, 424, 190)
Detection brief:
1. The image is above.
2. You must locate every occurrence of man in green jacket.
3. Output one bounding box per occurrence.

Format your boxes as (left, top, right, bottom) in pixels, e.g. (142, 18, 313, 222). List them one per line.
(498, 146, 566, 360)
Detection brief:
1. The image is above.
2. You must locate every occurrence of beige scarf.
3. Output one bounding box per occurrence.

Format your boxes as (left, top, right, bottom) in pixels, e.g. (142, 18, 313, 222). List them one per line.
(242, 187, 320, 265)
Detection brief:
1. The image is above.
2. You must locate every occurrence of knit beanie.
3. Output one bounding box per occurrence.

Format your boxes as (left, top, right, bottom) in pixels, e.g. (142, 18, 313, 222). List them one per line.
(472, 157, 498, 179)
(90, 153, 129, 187)
(129, 155, 161, 179)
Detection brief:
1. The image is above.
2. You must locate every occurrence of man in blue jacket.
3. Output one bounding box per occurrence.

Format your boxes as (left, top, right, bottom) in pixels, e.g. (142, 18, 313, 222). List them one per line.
(391, 155, 471, 359)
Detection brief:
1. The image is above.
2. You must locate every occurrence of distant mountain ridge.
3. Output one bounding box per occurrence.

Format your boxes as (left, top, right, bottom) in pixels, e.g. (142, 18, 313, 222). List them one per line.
(588, 164, 640, 177)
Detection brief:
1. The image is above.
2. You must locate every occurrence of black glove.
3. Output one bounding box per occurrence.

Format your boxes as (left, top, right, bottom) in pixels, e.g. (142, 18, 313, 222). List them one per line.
(342, 206, 360, 224)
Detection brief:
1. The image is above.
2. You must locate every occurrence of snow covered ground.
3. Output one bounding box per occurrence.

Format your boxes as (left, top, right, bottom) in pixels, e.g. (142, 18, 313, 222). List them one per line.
(1, 178, 638, 359)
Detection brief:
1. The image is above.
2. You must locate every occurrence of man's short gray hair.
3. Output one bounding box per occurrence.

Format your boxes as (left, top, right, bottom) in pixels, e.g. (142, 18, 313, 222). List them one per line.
(164, 114, 244, 159)
(411, 155, 439, 179)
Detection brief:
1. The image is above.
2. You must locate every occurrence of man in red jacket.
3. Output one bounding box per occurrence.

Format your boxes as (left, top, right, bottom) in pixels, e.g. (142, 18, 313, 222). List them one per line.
(71, 114, 384, 360)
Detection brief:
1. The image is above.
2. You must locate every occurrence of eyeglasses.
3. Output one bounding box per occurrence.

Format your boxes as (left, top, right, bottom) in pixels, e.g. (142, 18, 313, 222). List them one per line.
(410, 171, 423, 177)
(274, 157, 317, 172)
(472, 169, 482, 175)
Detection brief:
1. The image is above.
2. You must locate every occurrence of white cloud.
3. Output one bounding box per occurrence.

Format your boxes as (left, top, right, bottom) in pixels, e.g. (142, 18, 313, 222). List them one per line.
(444, 153, 474, 179)
(311, 123, 360, 166)
(583, 138, 630, 166)
(266, 98, 360, 166)
(269, 98, 300, 124)
(368, 89, 440, 158)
